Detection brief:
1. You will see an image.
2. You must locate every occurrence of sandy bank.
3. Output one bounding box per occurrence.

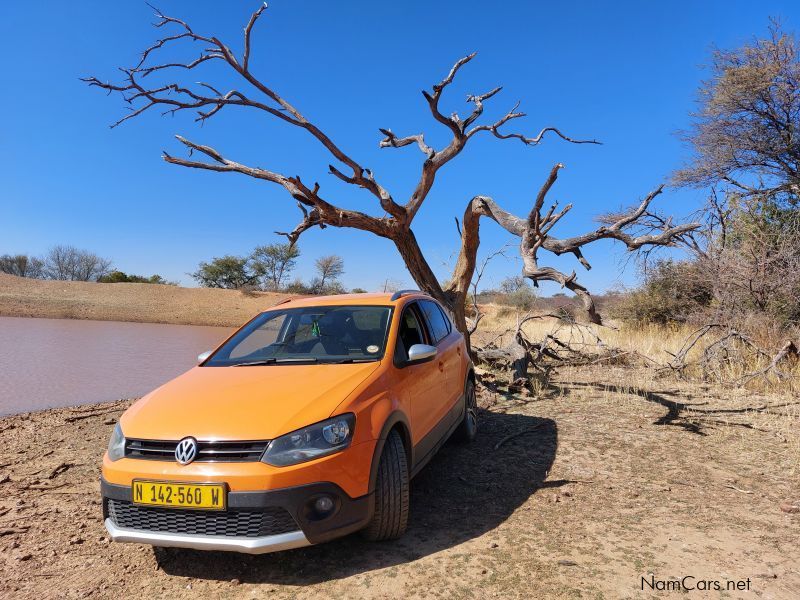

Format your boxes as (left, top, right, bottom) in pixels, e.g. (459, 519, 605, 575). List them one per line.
(0, 274, 294, 327)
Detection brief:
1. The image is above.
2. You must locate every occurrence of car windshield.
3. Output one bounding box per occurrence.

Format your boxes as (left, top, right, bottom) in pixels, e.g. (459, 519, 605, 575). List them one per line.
(204, 305, 393, 366)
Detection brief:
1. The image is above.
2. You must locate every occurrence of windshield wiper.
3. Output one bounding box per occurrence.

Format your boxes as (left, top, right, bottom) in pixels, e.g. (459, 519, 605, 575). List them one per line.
(329, 357, 377, 364)
(275, 357, 318, 363)
(233, 357, 319, 366)
(232, 356, 376, 366)
(232, 358, 278, 367)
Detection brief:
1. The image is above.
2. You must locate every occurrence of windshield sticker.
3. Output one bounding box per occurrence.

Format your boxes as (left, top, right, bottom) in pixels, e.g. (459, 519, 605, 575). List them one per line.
(366, 345, 379, 353)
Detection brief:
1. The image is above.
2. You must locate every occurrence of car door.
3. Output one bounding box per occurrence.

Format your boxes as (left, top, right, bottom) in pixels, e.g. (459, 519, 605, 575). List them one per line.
(418, 300, 462, 420)
(393, 302, 443, 449)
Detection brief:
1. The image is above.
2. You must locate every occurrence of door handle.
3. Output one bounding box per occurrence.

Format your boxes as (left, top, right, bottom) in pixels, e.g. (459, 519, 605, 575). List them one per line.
(456, 346, 461, 356)
(438, 360, 445, 371)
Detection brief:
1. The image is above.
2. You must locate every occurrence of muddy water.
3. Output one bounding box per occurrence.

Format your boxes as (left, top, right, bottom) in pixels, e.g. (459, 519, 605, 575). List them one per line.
(0, 316, 233, 416)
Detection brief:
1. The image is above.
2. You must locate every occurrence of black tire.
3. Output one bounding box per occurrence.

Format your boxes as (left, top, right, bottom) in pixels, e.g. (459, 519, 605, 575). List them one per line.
(361, 429, 409, 541)
(453, 378, 478, 443)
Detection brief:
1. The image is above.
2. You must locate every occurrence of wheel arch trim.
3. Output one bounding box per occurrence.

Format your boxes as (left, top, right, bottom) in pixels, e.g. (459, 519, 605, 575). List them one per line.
(368, 411, 411, 493)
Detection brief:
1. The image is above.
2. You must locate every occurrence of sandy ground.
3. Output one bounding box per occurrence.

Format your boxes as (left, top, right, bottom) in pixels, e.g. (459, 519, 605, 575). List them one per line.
(0, 274, 292, 327)
(1, 367, 798, 599)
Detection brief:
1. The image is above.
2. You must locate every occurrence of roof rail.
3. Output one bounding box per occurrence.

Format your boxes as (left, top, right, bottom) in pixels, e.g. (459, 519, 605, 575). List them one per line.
(390, 289, 423, 301)
(274, 297, 294, 305)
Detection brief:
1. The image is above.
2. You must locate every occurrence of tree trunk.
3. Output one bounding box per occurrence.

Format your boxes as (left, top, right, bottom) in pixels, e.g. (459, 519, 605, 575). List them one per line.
(392, 227, 474, 350)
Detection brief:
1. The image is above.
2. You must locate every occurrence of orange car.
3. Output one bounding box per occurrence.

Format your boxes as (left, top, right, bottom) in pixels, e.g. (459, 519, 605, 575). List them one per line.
(102, 291, 477, 553)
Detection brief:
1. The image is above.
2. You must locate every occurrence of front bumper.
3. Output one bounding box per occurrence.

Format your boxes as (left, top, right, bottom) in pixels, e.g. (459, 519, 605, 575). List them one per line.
(101, 478, 373, 554)
(104, 518, 310, 554)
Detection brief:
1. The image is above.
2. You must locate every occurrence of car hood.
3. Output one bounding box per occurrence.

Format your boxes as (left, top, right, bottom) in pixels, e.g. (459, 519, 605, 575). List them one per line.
(120, 361, 381, 441)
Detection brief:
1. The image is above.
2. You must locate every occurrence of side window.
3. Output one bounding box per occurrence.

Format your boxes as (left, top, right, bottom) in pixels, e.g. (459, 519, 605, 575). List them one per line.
(395, 305, 426, 362)
(437, 303, 453, 335)
(419, 300, 449, 345)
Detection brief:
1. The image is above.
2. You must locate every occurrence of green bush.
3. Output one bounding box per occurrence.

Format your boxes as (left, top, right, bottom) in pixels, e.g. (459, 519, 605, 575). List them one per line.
(191, 256, 257, 289)
(98, 270, 174, 284)
(611, 260, 713, 325)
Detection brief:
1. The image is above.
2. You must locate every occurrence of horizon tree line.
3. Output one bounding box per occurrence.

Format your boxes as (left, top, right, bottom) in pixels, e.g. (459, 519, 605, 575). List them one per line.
(191, 243, 350, 294)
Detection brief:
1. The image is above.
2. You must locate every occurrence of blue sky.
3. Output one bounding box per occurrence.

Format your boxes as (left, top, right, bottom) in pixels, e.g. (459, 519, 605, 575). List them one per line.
(2, 1, 798, 293)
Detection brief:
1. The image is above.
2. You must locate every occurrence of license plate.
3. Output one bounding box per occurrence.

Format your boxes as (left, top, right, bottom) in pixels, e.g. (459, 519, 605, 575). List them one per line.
(132, 480, 226, 510)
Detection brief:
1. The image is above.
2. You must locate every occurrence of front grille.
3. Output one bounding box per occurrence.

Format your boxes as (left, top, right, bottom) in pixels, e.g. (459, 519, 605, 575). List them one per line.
(107, 499, 299, 537)
(125, 439, 269, 462)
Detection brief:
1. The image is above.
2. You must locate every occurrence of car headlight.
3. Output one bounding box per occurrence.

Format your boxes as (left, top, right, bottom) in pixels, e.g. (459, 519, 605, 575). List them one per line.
(262, 414, 355, 467)
(107, 423, 126, 462)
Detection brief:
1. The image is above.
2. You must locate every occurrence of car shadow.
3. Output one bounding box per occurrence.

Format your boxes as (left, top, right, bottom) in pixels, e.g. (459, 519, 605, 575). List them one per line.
(156, 410, 557, 584)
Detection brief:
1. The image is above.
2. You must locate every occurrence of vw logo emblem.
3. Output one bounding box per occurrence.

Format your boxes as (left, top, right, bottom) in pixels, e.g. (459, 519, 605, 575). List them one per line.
(175, 437, 198, 465)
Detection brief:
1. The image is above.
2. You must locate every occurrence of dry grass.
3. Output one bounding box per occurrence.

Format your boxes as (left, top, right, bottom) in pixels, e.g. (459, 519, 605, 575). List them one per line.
(475, 303, 800, 395)
(475, 303, 800, 472)
(0, 273, 294, 327)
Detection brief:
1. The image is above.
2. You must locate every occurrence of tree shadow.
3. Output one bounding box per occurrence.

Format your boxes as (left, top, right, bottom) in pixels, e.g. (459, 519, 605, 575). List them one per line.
(555, 380, 793, 435)
(156, 410, 557, 584)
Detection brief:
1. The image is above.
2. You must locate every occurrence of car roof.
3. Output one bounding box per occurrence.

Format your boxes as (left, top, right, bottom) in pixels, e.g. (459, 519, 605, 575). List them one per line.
(263, 292, 431, 311)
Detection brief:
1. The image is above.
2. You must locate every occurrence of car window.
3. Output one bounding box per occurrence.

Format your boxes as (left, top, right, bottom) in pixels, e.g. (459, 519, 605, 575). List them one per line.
(291, 312, 324, 344)
(419, 300, 449, 344)
(229, 314, 287, 359)
(436, 303, 453, 335)
(395, 305, 425, 361)
(205, 305, 392, 365)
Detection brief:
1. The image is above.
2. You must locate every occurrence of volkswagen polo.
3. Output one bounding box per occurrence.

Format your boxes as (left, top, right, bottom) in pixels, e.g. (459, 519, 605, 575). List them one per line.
(101, 291, 477, 553)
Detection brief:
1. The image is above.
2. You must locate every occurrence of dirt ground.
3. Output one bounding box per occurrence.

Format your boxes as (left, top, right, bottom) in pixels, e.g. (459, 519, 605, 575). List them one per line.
(1, 367, 797, 599)
(0, 274, 291, 327)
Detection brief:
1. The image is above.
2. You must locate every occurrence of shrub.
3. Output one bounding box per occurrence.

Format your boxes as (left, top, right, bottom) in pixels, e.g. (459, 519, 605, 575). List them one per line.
(0, 254, 44, 278)
(285, 278, 312, 294)
(490, 277, 537, 311)
(42, 245, 112, 281)
(98, 271, 174, 284)
(611, 260, 713, 325)
(250, 243, 300, 291)
(191, 255, 257, 289)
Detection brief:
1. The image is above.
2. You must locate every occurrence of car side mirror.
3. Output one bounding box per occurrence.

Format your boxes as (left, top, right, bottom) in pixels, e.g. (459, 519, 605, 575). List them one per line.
(406, 343, 437, 365)
(197, 350, 212, 363)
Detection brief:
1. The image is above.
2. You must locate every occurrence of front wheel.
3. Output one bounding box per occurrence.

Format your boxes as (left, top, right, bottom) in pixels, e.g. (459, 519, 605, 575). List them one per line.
(361, 429, 409, 541)
(453, 378, 478, 443)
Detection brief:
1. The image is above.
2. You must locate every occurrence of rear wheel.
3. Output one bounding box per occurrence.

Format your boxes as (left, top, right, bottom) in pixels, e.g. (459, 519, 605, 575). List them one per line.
(362, 429, 409, 541)
(454, 378, 478, 442)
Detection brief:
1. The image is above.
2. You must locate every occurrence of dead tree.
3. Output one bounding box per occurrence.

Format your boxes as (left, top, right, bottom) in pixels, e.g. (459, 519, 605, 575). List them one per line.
(84, 3, 698, 350)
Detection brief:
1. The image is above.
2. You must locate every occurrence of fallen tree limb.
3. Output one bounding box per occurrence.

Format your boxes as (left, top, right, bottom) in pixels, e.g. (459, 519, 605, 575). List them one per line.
(63, 409, 123, 423)
(736, 340, 799, 386)
(48, 462, 76, 479)
(724, 484, 754, 494)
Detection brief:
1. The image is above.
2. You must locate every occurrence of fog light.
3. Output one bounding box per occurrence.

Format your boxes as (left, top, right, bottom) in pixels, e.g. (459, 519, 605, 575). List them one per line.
(314, 496, 334, 513)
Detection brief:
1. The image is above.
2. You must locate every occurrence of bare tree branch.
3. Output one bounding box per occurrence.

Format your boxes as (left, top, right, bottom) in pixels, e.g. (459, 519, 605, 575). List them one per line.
(243, 2, 268, 72)
(84, 2, 406, 221)
(422, 52, 477, 136)
(275, 202, 325, 246)
(447, 170, 700, 326)
(470, 122, 601, 146)
(379, 54, 600, 223)
(378, 129, 435, 158)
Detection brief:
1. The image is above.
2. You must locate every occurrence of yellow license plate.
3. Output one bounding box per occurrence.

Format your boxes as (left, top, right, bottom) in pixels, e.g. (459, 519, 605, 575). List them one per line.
(132, 480, 226, 510)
